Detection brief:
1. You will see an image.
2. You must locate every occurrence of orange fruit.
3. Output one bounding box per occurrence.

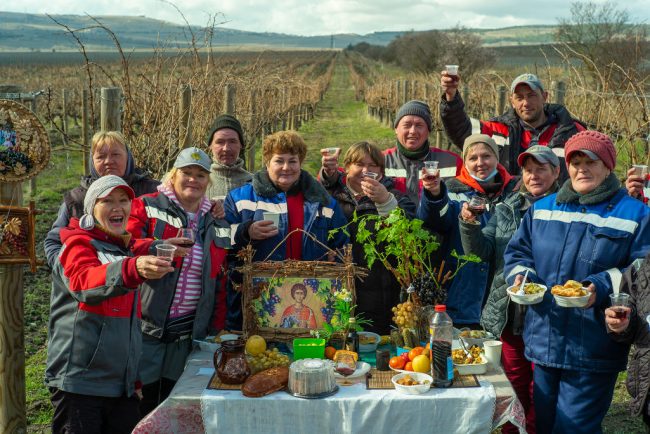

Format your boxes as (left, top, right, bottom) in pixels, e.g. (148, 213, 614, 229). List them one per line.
(408, 346, 424, 361)
(404, 361, 414, 371)
(389, 356, 405, 370)
(324, 346, 337, 360)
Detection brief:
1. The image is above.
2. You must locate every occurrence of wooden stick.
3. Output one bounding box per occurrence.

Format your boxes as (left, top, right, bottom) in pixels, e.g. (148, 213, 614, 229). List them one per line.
(437, 260, 445, 283)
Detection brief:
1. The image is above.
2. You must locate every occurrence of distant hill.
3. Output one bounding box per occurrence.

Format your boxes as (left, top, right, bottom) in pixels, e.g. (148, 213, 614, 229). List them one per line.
(0, 11, 563, 52)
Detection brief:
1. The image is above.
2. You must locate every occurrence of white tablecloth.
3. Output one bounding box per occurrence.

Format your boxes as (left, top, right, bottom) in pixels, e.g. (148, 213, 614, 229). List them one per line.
(200, 369, 496, 434)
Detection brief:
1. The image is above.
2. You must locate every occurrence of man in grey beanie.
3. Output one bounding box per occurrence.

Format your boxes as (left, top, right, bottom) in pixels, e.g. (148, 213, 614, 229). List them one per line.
(383, 99, 462, 204)
(206, 114, 253, 199)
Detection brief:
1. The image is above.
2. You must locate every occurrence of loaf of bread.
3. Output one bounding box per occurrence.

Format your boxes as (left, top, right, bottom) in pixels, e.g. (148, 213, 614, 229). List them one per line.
(241, 366, 289, 398)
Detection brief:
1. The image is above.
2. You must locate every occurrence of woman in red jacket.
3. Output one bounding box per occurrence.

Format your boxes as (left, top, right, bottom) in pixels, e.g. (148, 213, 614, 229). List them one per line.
(46, 175, 172, 434)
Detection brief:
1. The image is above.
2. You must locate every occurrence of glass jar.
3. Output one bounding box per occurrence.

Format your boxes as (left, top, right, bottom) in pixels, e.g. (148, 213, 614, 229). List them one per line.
(214, 339, 251, 384)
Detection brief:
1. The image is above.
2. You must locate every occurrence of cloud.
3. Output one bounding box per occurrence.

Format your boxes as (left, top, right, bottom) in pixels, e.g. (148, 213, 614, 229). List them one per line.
(4, 0, 650, 36)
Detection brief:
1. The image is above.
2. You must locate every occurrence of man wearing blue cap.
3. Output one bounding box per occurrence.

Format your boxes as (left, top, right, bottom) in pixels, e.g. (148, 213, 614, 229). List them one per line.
(440, 71, 585, 180)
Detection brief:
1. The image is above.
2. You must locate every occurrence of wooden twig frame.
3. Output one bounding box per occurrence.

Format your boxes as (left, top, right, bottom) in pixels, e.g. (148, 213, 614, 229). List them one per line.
(0, 201, 41, 272)
(237, 245, 367, 343)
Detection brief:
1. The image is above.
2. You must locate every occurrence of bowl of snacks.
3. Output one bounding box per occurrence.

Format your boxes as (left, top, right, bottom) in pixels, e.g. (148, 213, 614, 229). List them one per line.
(506, 283, 547, 305)
(551, 280, 591, 308)
(452, 346, 488, 375)
(391, 372, 433, 395)
(459, 329, 496, 348)
(358, 331, 381, 353)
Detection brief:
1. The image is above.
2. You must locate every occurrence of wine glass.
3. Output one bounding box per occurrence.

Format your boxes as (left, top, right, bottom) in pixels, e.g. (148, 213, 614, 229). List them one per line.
(468, 196, 487, 216)
(177, 228, 196, 248)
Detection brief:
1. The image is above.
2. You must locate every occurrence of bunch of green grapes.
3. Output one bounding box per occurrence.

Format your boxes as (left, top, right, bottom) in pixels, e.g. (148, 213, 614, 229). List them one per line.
(391, 301, 417, 328)
(247, 347, 291, 374)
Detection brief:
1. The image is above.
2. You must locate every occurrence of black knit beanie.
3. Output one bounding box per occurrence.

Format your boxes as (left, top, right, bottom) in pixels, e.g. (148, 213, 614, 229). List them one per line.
(207, 114, 245, 147)
(393, 100, 432, 132)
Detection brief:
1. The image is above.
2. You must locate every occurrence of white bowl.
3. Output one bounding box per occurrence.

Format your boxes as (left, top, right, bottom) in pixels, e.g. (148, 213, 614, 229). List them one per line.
(506, 284, 547, 305)
(553, 292, 591, 308)
(454, 358, 488, 375)
(358, 331, 380, 353)
(459, 330, 496, 348)
(391, 372, 433, 395)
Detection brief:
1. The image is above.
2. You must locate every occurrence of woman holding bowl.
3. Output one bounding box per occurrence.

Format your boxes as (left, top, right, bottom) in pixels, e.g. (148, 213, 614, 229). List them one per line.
(127, 147, 231, 415)
(459, 145, 561, 434)
(225, 130, 348, 262)
(46, 175, 172, 433)
(504, 131, 650, 433)
(319, 141, 416, 334)
(417, 133, 518, 327)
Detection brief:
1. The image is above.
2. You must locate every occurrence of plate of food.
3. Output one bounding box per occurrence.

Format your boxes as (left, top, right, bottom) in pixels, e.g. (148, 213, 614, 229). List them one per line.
(333, 361, 371, 379)
(458, 329, 496, 348)
(452, 346, 488, 375)
(506, 283, 547, 305)
(358, 331, 381, 353)
(551, 280, 591, 308)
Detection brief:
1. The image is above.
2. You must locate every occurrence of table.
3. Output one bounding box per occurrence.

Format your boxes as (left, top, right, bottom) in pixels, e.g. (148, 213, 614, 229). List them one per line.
(133, 349, 526, 434)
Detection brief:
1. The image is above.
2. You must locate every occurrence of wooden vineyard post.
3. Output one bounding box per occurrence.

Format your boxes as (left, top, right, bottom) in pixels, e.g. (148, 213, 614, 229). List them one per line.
(0, 182, 26, 434)
(224, 84, 236, 116)
(462, 86, 470, 111)
(497, 85, 507, 116)
(100, 87, 122, 132)
(248, 90, 258, 172)
(81, 89, 91, 176)
(61, 89, 69, 148)
(553, 81, 566, 106)
(29, 99, 38, 197)
(179, 84, 192, 149)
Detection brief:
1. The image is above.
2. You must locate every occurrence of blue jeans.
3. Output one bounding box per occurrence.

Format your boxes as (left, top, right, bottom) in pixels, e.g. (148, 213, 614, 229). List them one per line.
(533, 365, 618, 434)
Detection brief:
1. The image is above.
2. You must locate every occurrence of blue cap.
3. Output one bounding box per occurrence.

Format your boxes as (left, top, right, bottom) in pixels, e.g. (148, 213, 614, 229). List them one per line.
(511, 73, 544, 93)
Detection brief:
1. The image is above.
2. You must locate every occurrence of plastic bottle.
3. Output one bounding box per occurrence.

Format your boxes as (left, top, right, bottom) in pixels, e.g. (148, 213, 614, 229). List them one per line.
(429, 304, 453, 387)
(345, 317, 359, 354)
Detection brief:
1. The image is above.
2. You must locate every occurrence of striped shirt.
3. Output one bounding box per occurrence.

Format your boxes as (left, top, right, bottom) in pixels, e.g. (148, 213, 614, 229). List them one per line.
(158, 184, 212, 319)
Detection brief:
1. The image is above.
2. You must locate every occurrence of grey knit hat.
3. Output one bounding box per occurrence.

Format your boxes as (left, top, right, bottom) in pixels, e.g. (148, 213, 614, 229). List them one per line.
(393, 100, 432, 132)
(80, 175, 135, 230)
(207, 114, 244, 147)
(174, 147, 212, 172)
(463, 133, 499, 161)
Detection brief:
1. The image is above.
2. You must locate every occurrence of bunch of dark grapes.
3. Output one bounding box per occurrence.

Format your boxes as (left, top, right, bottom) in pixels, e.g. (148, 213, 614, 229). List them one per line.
(2, 224, 28, 256)
(0, 150, 32, 173)
(412, 274, 447, 306)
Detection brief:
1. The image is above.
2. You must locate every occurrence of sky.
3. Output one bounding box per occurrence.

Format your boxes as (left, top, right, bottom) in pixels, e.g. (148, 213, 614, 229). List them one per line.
(4, 0, 650, 36)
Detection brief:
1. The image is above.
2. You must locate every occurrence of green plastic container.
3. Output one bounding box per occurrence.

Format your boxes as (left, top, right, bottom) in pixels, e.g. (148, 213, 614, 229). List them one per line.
(293, 338, 326, 360)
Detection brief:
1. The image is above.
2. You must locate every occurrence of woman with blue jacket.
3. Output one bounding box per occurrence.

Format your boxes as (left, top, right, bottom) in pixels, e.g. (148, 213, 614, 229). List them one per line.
(417, 133, 518, 326)
(504, 130, 650, 434)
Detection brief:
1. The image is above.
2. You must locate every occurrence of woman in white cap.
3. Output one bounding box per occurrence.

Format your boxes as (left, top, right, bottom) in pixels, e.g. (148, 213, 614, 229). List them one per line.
(459, 145, 561, 434)
(127, 147, 231, 416)
(417, 133, 519, 328)
(504, 130, 650, 433)
(45, 175, 173, 434)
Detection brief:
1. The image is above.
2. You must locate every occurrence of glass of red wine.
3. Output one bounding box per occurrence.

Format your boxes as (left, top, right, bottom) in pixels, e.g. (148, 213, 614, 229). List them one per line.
(609, 293, 631, 320)
(177, 228, 195, 248)
(468, 196, 487, 216)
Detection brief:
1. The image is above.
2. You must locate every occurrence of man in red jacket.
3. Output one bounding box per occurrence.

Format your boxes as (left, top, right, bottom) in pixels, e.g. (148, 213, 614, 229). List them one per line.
(440, 72, 585, 180)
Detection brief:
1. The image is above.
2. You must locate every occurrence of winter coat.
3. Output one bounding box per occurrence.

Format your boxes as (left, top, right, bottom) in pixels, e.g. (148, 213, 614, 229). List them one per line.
(224, 169, 349, 262)
(609, 253, 650, 416)
(417, 164, 518, 324)
(44, 167, 160, 267)
(383, 142, 462, 205)
(127, 191, 231, 340)
(440, 92, 585, 179)
(503, 184, 650, 372)
(206, 158, 253, 198)
(46, 219, 150, 398)
(319, 170, 417, 334)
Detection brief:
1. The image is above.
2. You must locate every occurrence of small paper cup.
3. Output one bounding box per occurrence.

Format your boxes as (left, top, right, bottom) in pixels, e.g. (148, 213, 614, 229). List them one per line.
(483, 340, 502, 369)
(424, 161, 439, 175)
(156, 243, 177, 262)
(446, 65, 459, 76)
(262, 212, 280, 227)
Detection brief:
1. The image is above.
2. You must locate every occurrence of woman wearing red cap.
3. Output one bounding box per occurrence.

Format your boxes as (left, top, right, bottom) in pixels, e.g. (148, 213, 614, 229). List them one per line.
(504, 130, 650, 433)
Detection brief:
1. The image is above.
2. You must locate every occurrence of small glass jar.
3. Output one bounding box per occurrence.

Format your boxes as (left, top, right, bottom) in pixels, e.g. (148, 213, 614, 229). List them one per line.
(214, 339, 250, 384)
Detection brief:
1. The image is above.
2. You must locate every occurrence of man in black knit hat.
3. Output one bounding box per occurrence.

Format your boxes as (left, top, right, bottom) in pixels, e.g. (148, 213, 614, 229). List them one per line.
(384, 100, 462, 204)
(206, 114, 253, 199)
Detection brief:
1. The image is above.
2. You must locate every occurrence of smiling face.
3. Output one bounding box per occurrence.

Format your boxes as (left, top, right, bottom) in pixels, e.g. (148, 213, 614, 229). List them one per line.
(464, 143, 498, 180)
(345, 153, 382, 192)
(568, 153, 611, 194)
(510, 84, 548, 128)
(266, 153, 301, 192)
(394, 115, 429, 151)
(93, 188, 131, 236)
(522, 157, 560, 197)
(172, 165, 210, 207)
(210, 128, 242, 166)
(92, 142, 128, 177)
